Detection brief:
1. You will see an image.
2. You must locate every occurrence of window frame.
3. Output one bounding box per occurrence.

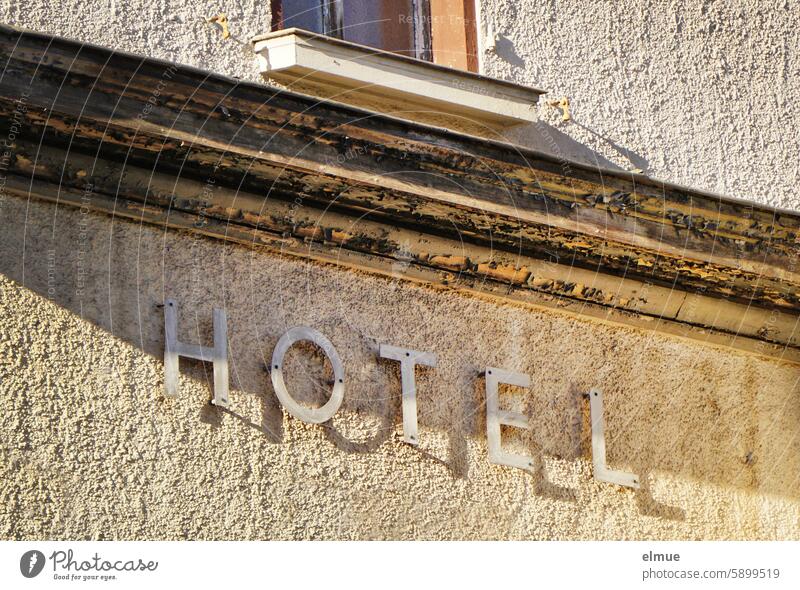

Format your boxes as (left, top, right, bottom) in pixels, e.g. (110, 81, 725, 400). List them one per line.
(271, 0, 479, 69)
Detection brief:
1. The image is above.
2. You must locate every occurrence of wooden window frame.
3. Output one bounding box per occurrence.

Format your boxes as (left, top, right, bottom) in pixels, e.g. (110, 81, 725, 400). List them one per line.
(429, 0, 478, 72)
(270, 0, 477, 71)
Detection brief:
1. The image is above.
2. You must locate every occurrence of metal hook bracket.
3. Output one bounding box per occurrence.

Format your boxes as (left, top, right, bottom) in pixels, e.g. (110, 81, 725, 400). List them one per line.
(205, 13, 230, 40)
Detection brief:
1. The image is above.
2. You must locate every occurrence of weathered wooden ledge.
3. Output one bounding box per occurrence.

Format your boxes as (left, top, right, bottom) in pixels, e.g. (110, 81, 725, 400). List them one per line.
(1, 25, 798, 363)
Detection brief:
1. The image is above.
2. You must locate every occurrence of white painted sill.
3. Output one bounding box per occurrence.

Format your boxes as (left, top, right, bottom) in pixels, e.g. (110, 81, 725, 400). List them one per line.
(251, 28, 546, 137)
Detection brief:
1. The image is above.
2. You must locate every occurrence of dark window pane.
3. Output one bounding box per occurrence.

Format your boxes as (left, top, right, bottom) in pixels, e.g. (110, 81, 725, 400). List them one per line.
(342, 0, 416, 56)
(282, 0, 324, 33)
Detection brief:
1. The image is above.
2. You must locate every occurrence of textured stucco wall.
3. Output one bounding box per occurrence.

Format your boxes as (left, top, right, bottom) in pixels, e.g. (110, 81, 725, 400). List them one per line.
(1, 0, 270, 83)
(479, 0, 800, 211)
(1, 196, 800, 540)
(4, 1, 799, 209)
(2, 2, 800, 540)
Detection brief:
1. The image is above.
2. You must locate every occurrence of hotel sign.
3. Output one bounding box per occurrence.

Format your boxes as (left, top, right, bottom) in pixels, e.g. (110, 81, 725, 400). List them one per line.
(163, 299, 639, 489)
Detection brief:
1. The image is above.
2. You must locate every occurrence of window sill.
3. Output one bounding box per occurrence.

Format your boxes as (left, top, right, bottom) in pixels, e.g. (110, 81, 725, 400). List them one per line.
(251, 28, 545, 137)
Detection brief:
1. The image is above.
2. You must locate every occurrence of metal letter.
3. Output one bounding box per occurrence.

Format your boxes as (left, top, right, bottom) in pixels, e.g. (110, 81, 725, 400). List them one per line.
(164, 298, 229, 407)
(485, 367, 535, 471)
(588, 388, 639, 488)
(271, 327, 345, 424)
(379, 344, 437, 445)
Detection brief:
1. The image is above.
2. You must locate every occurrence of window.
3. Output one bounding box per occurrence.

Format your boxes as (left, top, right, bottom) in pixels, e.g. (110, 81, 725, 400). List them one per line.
(270, 0, 478, 71)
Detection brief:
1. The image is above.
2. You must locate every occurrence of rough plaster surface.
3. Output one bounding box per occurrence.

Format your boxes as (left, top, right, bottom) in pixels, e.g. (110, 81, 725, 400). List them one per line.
(4, 1, 799, 209)
(3, 1, 800, 540)
(481, 0, 800, 210)
(2, 196, 800, 540)
(1, 0, 270, 83)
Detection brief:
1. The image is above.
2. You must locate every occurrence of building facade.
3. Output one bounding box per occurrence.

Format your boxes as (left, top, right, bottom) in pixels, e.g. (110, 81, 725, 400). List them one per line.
(1, 1, 799, 540)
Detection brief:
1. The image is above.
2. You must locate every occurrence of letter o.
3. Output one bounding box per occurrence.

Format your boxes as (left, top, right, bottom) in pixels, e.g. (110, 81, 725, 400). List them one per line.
(271, 326, 345, 424)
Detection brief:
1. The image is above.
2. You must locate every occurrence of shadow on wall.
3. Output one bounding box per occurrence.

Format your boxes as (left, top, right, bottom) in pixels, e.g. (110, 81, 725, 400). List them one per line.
(501, 117, 652, 176)
(1, 190, 798, 520)
(493, 34, 527, 70)
(571, 121, 652, 173)
(490, 32, 652, 174)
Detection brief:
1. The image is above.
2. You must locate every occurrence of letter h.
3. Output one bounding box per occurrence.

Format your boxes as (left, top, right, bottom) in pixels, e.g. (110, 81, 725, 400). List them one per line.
(164, 298, 229, 407)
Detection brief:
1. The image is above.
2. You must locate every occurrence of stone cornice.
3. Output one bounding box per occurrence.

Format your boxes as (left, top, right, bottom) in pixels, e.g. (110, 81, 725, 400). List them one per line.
(1, 25, 798, 362)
